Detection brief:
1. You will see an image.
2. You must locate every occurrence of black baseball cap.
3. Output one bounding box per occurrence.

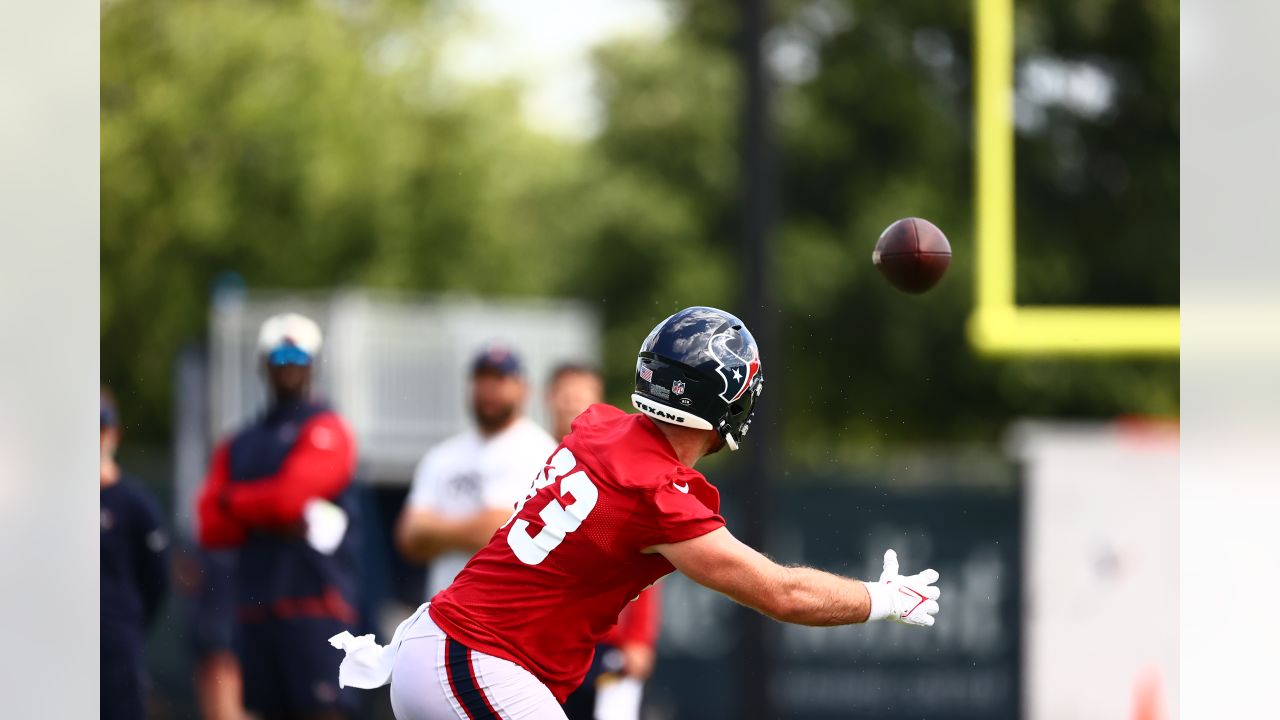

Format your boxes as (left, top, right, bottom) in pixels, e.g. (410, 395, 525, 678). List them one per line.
(471, 343, 524, 377)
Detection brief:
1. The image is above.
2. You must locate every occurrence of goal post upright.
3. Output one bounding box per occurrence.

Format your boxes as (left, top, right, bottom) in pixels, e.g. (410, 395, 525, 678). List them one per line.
(968, 0, 1180, 357)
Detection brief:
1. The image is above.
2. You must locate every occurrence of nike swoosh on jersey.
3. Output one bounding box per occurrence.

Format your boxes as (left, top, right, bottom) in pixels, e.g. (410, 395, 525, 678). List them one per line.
(673, 481, 690, 493)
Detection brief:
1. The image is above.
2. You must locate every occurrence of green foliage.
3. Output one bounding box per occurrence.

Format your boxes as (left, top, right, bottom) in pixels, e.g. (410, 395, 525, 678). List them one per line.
(102, 0, 1178, 454)
(102, 0, 579, 434)
(561, 36, 743, 399)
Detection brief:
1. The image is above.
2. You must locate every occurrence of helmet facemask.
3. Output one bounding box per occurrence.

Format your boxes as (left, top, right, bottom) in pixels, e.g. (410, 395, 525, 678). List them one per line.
(716, 373, 763, 451)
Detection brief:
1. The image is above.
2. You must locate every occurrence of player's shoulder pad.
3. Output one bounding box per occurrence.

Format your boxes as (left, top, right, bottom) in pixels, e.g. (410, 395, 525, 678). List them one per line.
(569, 403, 628, 433)
(633, 464, 707, 494)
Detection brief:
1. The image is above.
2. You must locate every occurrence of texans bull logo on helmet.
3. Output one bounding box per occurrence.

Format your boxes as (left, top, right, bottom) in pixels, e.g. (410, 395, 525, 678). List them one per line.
(709, 331, 762, 404)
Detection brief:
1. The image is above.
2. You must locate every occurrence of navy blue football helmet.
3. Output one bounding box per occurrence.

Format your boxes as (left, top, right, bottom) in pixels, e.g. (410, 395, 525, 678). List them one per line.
(631, 306, 764, 451)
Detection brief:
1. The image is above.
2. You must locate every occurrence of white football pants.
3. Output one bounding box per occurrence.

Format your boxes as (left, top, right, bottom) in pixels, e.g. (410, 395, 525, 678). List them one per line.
(388, 609, 567, 720)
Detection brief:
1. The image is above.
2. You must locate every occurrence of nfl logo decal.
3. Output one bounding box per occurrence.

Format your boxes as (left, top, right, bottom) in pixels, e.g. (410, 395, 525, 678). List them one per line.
(672, 380, 685, 395)
(639, 365, 654, 382)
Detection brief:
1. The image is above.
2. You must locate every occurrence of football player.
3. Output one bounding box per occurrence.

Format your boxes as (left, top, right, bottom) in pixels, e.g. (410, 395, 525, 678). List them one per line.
(548, 363, 661, 720)
(333, 307, 941, 720)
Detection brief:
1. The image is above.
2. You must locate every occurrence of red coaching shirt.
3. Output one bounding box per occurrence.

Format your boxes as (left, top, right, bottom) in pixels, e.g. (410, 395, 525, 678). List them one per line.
(428, 403, 725, 701)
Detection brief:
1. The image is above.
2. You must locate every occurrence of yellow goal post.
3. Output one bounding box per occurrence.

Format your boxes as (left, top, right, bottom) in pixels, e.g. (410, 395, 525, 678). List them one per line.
(968, 0, 1179, 356)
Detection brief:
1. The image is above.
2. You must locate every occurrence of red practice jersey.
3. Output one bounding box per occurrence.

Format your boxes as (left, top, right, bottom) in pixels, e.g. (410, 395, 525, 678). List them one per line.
(428, 404, 725, 701)
(600, 585, 660, 649)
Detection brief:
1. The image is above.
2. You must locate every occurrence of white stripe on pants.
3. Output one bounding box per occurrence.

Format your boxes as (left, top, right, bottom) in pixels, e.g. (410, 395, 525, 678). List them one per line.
(389, 610, 567, 720)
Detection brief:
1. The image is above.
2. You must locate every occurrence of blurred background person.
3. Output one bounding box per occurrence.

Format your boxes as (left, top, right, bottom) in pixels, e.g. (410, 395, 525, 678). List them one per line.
(396, 344, 556, 599)
(548, 365, 661, 720)
(196, 313, 361, 720)
(546, 363, 606, 441)
(184, 546, 244, 720)
(101, 387, 171, 720)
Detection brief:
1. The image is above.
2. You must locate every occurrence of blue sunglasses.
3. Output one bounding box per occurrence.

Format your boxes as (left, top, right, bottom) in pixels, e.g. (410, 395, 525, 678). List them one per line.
(267, 344, 313, 367)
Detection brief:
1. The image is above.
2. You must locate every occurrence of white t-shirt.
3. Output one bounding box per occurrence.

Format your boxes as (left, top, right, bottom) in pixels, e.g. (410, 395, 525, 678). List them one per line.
(406, 417, 556, 597)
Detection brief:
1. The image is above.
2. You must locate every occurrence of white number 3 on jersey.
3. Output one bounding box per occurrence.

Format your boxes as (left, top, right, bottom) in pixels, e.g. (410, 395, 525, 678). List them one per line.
(505, 447, 599, 565)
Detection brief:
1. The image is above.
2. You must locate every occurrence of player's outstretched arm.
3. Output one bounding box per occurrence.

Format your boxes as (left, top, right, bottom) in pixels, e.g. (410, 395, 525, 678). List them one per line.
(650, 527, 940, 627)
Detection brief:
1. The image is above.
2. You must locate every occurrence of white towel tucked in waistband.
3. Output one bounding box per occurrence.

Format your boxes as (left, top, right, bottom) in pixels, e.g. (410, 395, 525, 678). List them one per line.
(328, 602, 431, 689)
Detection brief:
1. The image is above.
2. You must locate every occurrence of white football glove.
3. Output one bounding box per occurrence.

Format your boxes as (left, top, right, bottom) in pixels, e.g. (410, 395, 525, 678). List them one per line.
(864, 549, 941, 627)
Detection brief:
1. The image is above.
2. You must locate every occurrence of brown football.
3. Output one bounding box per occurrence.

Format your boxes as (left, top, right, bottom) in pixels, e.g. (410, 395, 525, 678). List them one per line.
(872, 217, 952, 294)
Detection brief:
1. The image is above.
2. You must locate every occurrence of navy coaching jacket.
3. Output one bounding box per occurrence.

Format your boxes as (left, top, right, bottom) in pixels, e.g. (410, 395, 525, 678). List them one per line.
(101, 475, 170, 648)
(197, 399, 361, 625)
